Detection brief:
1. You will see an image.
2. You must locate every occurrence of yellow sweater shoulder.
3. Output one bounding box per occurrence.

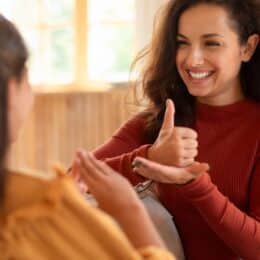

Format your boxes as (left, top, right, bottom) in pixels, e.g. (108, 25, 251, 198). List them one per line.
(0, 169, 174, 260)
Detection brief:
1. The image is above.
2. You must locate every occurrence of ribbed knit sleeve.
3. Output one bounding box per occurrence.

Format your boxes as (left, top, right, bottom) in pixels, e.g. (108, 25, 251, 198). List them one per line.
(104, 144, 151, 185)
(93, 99, 260, 259)
(94, 114, 150, 185)
(178, 165, 260, 259)
(94, 114, 148, 159)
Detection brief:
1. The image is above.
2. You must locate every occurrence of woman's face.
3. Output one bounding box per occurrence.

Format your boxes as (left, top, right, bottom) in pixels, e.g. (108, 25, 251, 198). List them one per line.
(176, 4, 251, 106)
(8, 68, 34, 142)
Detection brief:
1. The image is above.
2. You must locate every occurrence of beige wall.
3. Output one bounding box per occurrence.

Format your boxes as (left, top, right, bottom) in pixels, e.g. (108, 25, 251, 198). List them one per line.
(8, 88, 136, 172)
(135, 0, 166, 51)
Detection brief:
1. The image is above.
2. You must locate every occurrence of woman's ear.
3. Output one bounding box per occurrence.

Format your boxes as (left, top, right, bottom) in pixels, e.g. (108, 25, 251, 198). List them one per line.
(241, 34, 259, 62)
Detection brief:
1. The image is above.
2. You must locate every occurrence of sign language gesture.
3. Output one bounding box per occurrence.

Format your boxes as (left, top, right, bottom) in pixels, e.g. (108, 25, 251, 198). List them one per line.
(148, 99, 198, 167)
(133, 156, 209, 185)
(75, 150, 142, 218)
(74, 150, 166, 249)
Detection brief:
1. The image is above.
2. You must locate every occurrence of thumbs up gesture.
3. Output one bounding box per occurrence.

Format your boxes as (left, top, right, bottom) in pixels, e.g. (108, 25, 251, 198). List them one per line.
(148, 99, 198, 167)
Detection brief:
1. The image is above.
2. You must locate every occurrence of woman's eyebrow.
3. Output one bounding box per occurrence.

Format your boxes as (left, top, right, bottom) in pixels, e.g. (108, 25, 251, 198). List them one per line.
(202, 33, 224, 38)
(177, 33, 224, 39)
(177, 34, 188, 39)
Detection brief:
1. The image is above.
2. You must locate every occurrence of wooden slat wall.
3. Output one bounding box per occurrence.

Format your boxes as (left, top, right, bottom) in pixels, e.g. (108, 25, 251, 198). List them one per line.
(8, 88, 136, 171)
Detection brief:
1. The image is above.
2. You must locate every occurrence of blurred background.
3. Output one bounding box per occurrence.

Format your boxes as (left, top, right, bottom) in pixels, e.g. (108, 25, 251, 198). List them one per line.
(0, 0, 166, 170)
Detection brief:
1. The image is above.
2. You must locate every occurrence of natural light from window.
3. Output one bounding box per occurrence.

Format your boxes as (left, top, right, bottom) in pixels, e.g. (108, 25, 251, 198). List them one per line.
(0, 0, 136, 89)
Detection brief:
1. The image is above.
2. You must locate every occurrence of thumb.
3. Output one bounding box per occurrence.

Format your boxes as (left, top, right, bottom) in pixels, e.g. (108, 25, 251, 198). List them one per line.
(161, 99, 175, 131)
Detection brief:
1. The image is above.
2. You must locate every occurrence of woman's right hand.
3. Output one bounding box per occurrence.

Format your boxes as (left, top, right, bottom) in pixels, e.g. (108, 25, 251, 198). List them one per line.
(74, 149, 143, 218)
(69, 157, 89, 194)
(148, 99, 198, 167)
(75, 149, 167, 250)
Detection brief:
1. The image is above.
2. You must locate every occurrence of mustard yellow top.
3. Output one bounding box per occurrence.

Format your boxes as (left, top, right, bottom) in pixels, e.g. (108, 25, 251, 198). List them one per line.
(0, 169, 174, 260)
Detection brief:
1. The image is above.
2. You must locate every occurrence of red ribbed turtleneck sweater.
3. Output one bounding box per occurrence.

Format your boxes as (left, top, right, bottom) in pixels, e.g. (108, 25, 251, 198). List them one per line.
(94, 99, 260, 260)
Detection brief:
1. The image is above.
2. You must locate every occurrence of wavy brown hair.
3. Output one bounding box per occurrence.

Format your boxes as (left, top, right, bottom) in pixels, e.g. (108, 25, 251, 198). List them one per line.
(0, 14, 28, 200)
(132, 0, 260, 142)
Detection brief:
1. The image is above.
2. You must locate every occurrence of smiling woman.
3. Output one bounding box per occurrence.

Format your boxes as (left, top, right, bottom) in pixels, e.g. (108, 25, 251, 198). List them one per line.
(88, 0, 260, 259)
(176, 4, 256, 106)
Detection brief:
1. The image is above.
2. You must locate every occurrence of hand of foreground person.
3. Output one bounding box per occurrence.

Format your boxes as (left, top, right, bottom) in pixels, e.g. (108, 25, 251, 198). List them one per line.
(74, 149, 143, 218)
(74, 149, 166, 249)
(148, 99, 198, 167)
(69, 155, 89, 194)
(132, 156, 209, 185)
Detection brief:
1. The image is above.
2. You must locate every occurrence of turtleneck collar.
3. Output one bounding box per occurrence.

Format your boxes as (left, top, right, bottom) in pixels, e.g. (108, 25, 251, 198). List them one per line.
(195, 98, 257, 121)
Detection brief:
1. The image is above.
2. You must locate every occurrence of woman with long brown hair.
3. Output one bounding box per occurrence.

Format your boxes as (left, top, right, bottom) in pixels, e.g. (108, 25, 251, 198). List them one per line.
(90, 0, 260, 259)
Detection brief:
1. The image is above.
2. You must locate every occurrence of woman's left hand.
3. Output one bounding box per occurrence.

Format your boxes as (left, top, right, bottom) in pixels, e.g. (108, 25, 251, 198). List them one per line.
(132, 156, 209, 185)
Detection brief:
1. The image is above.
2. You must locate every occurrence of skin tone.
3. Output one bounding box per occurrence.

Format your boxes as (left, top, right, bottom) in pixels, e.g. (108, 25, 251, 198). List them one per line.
(8, 68, 34, 143)
(72, 150, 165, 249)
(146, 3, 259, 183)
(148, 99, 198, 168)
(73, 149, 208, 247)
(7, 66, 167, 250)
(70, 6, 260, 252)
(132, 156, 209, 185)
(8, 67, 167, 250)
(147, 99, 207, 184)
(71, 4, 259, 229)
(176, 3, 259, 106)
(8, 66, 167, 248)
(72, 99, 202, 189)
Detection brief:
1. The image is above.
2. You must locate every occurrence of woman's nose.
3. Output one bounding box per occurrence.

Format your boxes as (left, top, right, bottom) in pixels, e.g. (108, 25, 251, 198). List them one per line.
(185, 47, 204, 67)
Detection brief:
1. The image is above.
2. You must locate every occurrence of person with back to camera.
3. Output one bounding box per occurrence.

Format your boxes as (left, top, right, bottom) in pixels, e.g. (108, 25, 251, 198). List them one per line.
(72, 0, 260, 259)
(0, 12, 209, 260)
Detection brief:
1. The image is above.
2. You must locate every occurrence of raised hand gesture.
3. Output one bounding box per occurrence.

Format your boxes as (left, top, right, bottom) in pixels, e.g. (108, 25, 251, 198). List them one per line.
(148, 99, 198, 167)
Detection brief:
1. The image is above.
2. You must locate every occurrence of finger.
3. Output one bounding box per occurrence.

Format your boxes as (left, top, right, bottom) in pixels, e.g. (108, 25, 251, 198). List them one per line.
(179, 158, 195, 167)
(161, 99, 175, 131)
(182, 139, 198, 149)
(70, 157, 82, 182)
(175, 127, 198, 139)
(70, 156, 80, 178)
(182, 149, 198, 158)
(133, 157, 183, 182)
(87, 153, 111, 176)
(77, 150, 105, 182)
(90, 156, 118, 178)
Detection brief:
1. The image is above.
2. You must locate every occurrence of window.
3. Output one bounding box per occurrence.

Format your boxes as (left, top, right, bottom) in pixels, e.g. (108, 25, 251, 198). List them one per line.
(1, 0, 136, 90)
(88, 1, 135, 82)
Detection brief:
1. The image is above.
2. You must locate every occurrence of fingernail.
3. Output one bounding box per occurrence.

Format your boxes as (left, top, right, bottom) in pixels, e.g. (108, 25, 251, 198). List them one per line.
(132, 160, 142, 168)
(132, 159, 143, 168)
(77, 149, 87, 158)
(88, 152, 95, 159)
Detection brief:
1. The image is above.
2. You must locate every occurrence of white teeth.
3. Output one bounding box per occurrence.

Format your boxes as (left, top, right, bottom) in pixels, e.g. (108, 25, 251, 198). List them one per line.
(189, 71, 211, 79)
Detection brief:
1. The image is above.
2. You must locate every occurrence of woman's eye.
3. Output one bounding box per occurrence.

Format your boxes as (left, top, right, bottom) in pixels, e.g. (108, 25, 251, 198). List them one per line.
(205, 41, 220, 47)
(177, 40, 188, 47)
